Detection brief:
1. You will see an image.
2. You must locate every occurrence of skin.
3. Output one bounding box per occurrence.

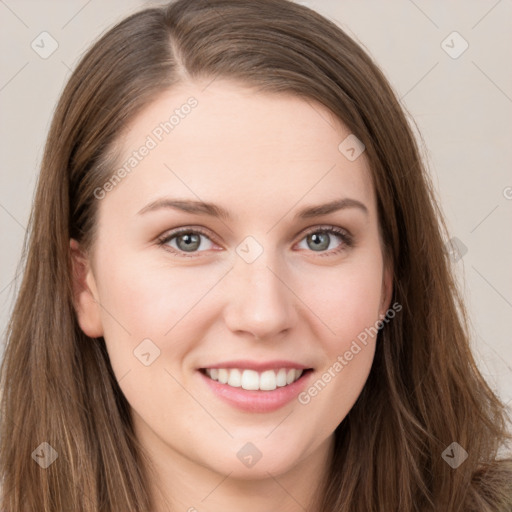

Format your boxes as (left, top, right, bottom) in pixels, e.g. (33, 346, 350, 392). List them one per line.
(71, 79, 392, 512)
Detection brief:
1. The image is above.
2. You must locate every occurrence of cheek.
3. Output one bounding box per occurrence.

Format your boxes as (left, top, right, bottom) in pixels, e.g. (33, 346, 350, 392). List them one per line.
(93, 251, 226, 371)
(304, 253, 384, 348)
(96, 247, 200, 328)
(93, 257, 210, 428)
(294, 252, 383, 418)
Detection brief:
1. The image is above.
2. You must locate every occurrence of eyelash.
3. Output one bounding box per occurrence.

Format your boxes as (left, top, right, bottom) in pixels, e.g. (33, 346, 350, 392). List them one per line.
(157, 225, 353, 259)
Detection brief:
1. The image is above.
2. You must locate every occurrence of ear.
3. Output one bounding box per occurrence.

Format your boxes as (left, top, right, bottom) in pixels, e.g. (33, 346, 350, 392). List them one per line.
(70, 238, 104, 338)
(379, 258, 394, 317)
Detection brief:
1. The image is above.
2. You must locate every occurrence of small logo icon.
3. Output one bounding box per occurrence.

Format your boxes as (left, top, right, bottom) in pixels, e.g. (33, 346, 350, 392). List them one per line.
(446, 237, 468, 262)
(32, 442, 58, 468)
(236, 236, 264, 264)
(338, 134, 366, 161)
(441, 31, 469, 59)
(31, 31, 59, 59)
(442, 442, 468, 468)
(133, 338, 161, 366)
(237, 442, 263, 468)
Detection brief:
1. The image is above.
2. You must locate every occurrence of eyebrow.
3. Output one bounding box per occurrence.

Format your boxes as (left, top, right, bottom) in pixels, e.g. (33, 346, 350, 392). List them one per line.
(137, 197, 368, 220)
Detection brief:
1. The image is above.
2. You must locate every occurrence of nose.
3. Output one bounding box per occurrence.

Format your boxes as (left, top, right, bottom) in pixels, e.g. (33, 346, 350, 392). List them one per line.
(223, 251, 297, 341)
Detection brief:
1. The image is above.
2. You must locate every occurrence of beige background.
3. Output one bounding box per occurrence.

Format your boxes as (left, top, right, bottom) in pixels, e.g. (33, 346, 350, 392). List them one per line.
(1, 1, 511, 408)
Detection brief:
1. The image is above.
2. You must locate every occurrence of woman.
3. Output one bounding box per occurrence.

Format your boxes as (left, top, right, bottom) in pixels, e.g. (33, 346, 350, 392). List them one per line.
(1, 0, 511, 510)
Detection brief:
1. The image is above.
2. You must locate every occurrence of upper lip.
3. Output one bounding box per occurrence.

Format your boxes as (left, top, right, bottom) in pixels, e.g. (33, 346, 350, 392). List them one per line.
(200, 360, 311, 371)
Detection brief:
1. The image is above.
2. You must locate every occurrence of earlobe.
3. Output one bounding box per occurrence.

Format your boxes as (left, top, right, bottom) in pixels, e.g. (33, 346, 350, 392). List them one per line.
(69, 239, 104, 338)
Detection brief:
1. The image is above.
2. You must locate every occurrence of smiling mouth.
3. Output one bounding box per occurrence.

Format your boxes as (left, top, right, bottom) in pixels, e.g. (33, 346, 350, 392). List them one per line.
(201, 367, 311, 391)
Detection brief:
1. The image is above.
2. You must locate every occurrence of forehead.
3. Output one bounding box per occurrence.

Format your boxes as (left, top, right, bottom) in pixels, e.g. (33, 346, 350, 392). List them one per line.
(101, 79, 375, 220)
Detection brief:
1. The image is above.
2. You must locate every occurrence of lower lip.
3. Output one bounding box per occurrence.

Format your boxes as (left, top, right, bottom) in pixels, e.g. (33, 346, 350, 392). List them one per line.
(199, 370, 312, 413)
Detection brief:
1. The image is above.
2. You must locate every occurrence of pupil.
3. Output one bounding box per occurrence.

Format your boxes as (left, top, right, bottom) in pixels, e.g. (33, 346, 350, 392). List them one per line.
(310, 233, 328, 251)
(180, 233, 199, 251)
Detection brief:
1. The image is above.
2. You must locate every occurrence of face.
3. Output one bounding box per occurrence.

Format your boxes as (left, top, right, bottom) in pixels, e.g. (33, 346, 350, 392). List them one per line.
(72, 79, 392, 483)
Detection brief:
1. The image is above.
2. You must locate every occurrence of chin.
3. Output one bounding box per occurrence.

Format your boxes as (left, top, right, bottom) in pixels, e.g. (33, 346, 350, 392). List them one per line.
(200, 439, 314, 481)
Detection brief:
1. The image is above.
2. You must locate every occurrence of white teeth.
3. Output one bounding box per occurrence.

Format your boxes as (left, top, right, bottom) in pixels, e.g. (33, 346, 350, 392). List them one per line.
(260, 370, 277, 391)
(227, 368, 242, 387)
(218, 368, 228, 384)
(241, 369, 259, 390)
(204, 367, 305, 391)
(276, 368, 287, 387)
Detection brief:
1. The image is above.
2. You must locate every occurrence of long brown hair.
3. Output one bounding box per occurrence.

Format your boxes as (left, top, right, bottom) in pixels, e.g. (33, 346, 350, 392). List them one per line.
(1, 0, 511, 510)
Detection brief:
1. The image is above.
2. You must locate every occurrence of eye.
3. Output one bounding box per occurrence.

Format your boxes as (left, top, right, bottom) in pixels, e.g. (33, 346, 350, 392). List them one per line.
(296, 226, 353, 256)
(157, 227, 216, 258)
